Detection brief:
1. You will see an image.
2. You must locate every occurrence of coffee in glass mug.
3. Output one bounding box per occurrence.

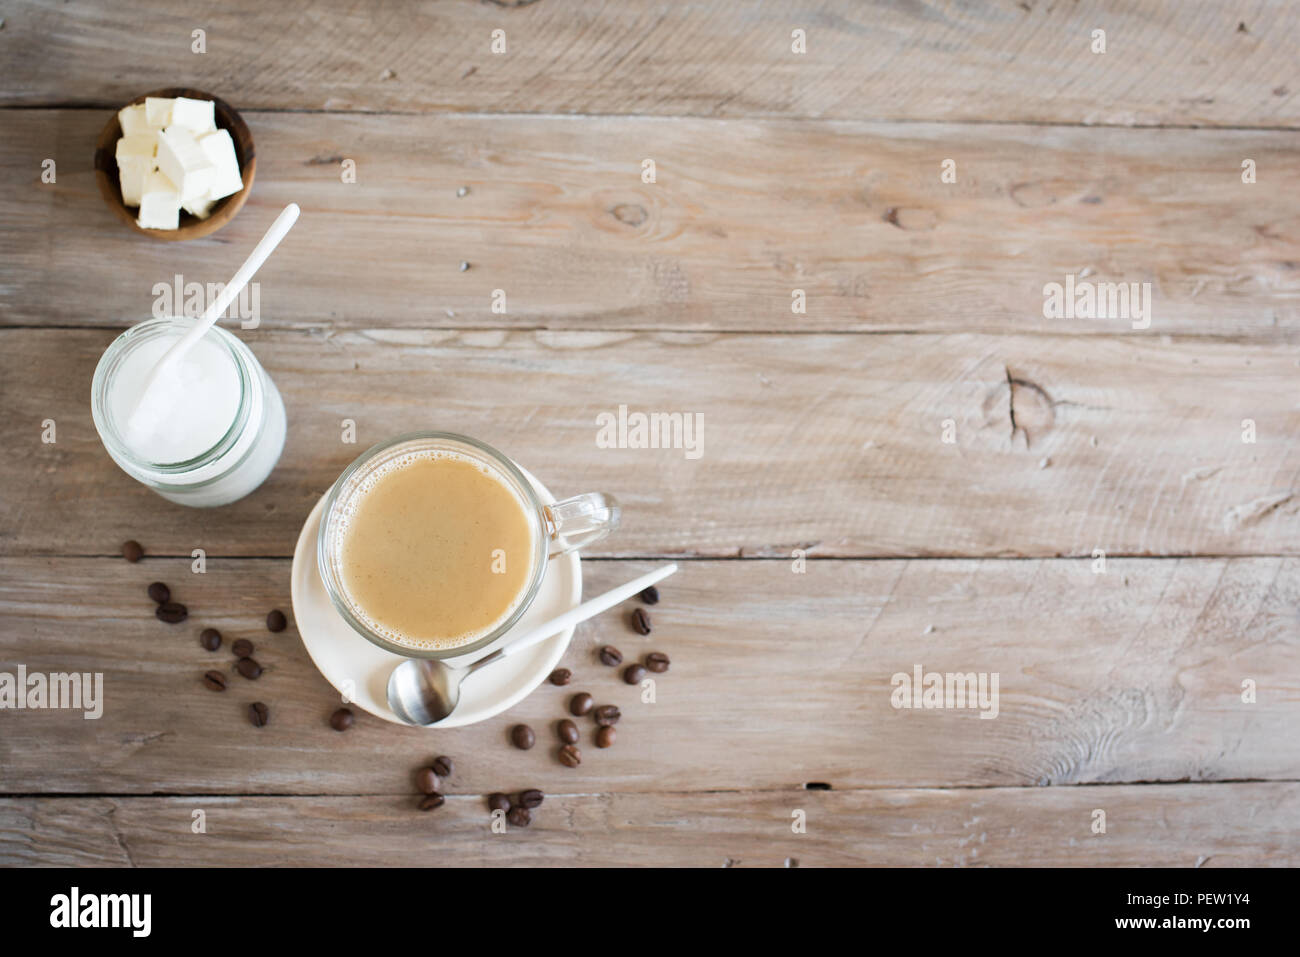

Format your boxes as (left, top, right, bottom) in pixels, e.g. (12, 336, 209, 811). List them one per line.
(318, 432, 619, 659)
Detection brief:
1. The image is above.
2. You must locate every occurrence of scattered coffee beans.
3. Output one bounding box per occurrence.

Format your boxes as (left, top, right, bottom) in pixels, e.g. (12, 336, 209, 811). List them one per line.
(488, 792, 511, 813)
(631, 607, 652, 635)
(645, 652, 670, 673)
(507, 805, 531, 827)
(231, 638, 254, 658)
(147, 581, 170, 604)
(557, 719, 579, 744)
(122, 540, 143, 563)
(593, 704, 621, 727)
(511, 724, 536, 750)
(640, 585, 660, 605)
(236, 657, 263, 680)
(202, 670, 227, 692)
(248, 701, 269, 727)
(518, 788, 544, 809)
(598, 645, 623, 666)
(266, 609, 287, 633)
(558, 744, 582, 767)
(432, 755, 454, 777)
(623, 663, 646, 685)
(569, 692, 594, 716)
(416, 767, 440, 794)
(156, 601, 188, 624)
(548, 668, 571, 686)
(596, 726, 616, 748)
(330, 708, 355, 732)
(199, 628, 222, 651)
(419, 793, 445, 811)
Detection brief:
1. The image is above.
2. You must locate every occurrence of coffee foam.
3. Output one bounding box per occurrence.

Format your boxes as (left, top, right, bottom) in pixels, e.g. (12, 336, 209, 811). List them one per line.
(331, 448, 536, 651)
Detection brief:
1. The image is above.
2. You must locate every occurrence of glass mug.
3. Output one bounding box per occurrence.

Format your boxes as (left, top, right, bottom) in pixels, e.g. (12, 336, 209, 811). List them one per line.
(317, 432, 620, 659)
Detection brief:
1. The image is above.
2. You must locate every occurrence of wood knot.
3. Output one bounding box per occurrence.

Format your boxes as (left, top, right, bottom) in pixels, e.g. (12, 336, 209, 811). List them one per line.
(883, 207, 938, 231)
(610, 203, 648, 227)
(1010, 182, 1060, 208)
(1006, 368, 1055, 448)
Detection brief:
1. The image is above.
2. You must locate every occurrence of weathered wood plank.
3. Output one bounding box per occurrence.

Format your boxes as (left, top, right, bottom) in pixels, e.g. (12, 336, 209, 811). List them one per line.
(1, 557, 1296, 795)
(1, 1, 1297, 127)
(3, 111, 1298, 336)
(2, 329, 1299, 558)
(3, 783, 1296, 867)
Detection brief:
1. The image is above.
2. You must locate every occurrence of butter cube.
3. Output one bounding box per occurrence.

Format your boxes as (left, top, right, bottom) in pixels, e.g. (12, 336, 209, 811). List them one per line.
(156, 127, 215, 204)
(183, 195, 216, 220)
(116, 133, 158, 207)
(119, 161, 148, 206)
(115, 134, 157, 165)
(118, 103, 151, 137)
(137, 170, 181, 229)
(196, 129, 244, 201)
(144, 97, 175, 128)
(168, 96, 217, 134)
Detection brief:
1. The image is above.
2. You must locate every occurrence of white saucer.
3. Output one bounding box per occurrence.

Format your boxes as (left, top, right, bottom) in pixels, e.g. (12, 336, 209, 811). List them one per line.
(290, 469, 582, 728)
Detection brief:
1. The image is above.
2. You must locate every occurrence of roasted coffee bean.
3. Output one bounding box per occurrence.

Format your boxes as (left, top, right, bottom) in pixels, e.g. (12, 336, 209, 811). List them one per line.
(419, 793, 445, 811)
(640, 585, 660, 605)
(199, 628, 222, 651)
(518, 788, 544, 809)
(488, 792, 511, 813)
(122, 540, 144, 563)
(147, 581, 170, 604)
(558, 744, 582, 768)
(569, 692, 594, 716)
(593, 704, 621, 727)
(623, 664, 646, 685)
(330, 708, 355, 732)
(156, 601, 188, 624)
(511, 724, 536, 750)
(416, 767, 439, 794)
(236, 657, 263, 680)
(202, 670, 227, 692)
(231, 638, 254, 658)
(557, 719, 579, 744)
(598, 645, 623, 666)
(645, 652, 671, 673)
(548, 668, 571, 686)
(596, 726, 616, 748)
(431, 755, 454, 777)
(507, 805, 531, 827)
(266, 609, 287, 632)
(248, 701, 269, 727)
(631, 607, 652, 635)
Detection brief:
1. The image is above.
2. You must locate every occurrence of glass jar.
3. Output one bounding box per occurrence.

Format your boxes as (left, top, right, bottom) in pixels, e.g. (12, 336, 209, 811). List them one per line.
(90, 316, 286, 507)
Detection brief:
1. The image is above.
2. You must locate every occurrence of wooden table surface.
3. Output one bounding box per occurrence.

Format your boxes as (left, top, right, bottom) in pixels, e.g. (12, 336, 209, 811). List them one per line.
(2, 0, 1299, 867)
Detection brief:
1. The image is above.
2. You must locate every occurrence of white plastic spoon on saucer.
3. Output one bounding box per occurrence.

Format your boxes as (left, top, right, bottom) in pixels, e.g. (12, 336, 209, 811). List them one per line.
(387, 563, 678, 726)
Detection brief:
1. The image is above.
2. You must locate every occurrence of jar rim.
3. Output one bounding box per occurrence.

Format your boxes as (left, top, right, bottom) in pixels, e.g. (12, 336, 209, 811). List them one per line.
(90, 316, 254, 474)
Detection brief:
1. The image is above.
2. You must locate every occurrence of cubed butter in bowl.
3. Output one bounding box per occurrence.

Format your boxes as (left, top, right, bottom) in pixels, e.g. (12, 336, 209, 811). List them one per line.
(137, 170, 182, 230)
(94, 88, 255, 240)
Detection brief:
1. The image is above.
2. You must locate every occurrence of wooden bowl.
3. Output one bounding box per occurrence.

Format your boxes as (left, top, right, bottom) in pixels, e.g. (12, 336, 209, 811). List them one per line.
(93, 87, 256, 241)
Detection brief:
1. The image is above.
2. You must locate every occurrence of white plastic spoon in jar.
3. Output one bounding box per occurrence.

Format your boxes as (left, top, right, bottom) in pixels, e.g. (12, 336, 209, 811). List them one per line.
(124, 202, 300, 434)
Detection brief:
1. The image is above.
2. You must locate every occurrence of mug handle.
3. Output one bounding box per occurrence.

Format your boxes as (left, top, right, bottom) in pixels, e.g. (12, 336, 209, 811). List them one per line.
(544, 493, 620, 557)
